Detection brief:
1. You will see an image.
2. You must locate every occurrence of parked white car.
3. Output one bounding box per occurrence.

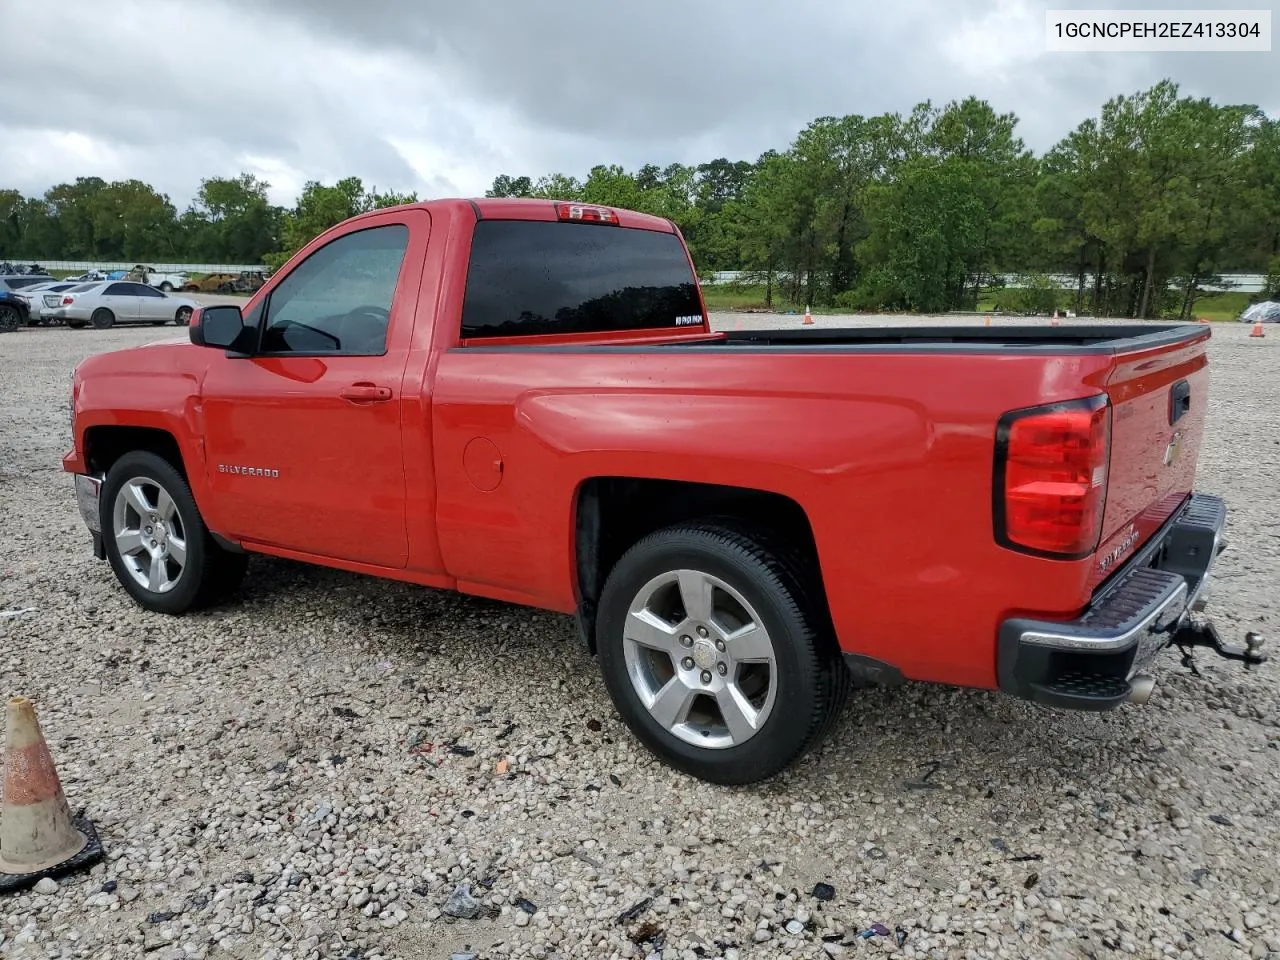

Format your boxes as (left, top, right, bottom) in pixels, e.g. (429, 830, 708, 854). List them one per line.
(45, 280, 196, 329)
(13, 281, 83, 324)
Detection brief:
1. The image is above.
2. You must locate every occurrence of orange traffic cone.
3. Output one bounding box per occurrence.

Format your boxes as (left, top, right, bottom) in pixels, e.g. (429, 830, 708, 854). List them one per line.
(802, 306, 814, 325)
(1251, 320, 1265, 338)
(0, 697, 103, 893)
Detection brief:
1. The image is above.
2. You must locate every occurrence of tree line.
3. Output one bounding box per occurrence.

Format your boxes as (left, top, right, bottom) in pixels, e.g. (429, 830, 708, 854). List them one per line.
(0, 175, 416, 272)
(2, 79, 1277, 317)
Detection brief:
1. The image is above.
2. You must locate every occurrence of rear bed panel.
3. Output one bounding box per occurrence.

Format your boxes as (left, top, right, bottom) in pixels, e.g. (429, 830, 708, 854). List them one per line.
(1090, 330, 1210, 591)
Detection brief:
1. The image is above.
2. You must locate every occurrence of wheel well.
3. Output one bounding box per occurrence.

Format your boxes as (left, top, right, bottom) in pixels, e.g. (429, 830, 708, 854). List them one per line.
(573, 477, 826, 654)
(84, 426, 186, 479)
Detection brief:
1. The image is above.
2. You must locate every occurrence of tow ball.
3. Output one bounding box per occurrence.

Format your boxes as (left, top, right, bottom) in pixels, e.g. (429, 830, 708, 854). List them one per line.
(1171, 619, 1267, 674)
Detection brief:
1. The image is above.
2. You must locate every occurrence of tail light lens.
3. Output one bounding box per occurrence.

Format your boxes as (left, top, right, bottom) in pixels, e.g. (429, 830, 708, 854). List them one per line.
(555, 202, 618, 224)
(62, 296, 74, 305)
(994, 395, 1111, 558)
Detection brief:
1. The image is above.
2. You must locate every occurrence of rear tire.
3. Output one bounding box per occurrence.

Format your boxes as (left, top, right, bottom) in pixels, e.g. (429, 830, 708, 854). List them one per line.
(91, 308, 114, 329)
(159, 282, 173, 292)
(595, 521, 849, 785)
(100, 451, 248, 615)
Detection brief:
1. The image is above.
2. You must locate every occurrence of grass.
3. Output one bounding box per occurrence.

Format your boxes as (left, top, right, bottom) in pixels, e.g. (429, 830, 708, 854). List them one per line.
(700, 284, 774, 312)
(700, 284, 859, 315)
(1188, 291, 1253, 321)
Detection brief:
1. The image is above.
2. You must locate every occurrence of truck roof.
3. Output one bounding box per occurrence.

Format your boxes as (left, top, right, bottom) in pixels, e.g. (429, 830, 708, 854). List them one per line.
(345, 197, 679, 234)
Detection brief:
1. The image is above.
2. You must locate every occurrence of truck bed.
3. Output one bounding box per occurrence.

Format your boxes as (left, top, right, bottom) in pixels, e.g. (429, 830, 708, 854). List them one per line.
(709, 323, 1204, 353)
(460, 323, 1206, 355)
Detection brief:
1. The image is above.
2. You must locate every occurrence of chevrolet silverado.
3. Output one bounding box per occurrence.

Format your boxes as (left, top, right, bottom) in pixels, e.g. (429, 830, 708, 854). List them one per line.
(63, 198, 1265, 784)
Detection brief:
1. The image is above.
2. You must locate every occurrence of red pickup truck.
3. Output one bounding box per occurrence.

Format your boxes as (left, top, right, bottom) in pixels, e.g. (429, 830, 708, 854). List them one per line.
(63, 198, 1265, 784)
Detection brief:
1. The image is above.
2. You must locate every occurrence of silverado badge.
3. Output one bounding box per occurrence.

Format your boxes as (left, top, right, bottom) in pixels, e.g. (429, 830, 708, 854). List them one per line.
(218, 464, 280, 478)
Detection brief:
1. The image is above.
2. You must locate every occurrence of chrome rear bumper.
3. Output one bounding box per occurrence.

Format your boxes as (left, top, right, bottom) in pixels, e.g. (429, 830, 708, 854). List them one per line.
(997, 492, 1231, 710)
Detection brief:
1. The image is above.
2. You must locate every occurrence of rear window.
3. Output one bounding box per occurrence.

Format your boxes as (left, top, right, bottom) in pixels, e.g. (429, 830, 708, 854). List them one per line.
(460, 220, 702, 339)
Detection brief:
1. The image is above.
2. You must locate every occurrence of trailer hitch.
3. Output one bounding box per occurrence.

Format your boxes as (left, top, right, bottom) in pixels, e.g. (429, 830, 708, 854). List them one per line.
(1172, 619, 1267, 675)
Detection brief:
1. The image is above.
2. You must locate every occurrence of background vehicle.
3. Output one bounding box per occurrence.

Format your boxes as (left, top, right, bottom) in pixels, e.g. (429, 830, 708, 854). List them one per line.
(47, 280, 195, 329)
(180, 269, 270, 294)
(1240, 300, 1280, 323)
(121, 264, 189, 291)
(0, 290, 29, 333)
(62, 198, 1256, 785)
(13, 281, 83, 325)
(0, 273, 56, 292)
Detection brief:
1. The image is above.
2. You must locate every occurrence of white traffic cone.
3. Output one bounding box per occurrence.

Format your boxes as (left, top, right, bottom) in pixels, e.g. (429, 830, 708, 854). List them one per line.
(0, 697, 103, 893)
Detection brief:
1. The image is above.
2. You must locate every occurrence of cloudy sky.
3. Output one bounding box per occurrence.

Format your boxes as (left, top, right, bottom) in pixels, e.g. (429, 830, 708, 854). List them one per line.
(1, 0, 1275, 209)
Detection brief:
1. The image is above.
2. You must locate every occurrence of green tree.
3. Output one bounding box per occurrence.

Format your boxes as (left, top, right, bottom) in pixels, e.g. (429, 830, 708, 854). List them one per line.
(485, 175, 534, 197)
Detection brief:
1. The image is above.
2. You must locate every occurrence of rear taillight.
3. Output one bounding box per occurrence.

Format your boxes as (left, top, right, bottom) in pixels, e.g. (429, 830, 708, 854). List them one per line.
(62, 296, 74, 305)
(555, 202, 618, 224)
(994, 395, 1111, 558)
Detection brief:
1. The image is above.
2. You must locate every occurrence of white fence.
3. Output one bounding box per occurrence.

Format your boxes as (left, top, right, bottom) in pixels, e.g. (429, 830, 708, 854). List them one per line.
(701, 270, 1268, 293)
(10, 260, 267, 274)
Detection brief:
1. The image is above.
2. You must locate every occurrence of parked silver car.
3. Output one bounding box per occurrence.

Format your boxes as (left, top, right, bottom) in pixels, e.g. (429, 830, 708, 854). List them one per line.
(45, 280, 196, 329)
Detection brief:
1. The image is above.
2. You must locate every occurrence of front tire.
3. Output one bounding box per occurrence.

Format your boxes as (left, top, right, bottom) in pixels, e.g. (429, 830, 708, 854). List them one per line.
(100, 451, 247, 614)
(159, 282, 173, 292)
(595, 522, 848, 785)
(91, 308, 114, 329)
(0, 304, 20, 333)
(174, 306, 192, 326)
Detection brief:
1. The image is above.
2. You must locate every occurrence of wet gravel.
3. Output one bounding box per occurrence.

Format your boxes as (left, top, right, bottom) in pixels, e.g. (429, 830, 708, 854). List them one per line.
(0, 315, 1278, 960)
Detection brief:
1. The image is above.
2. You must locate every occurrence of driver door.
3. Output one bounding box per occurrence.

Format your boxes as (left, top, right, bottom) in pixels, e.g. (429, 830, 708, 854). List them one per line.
(200, 211, 428, 568)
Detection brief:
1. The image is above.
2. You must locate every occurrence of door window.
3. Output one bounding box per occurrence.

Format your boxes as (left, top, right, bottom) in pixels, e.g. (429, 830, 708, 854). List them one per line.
(104, 283, 133, 297)
(259, 224, 410, 355)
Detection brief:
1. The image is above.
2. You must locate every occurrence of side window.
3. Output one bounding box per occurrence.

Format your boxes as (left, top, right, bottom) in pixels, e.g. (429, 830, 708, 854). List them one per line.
(134, 284, 164, 297)
(259, 224, 409, 355)
(104, 283, 132, 297)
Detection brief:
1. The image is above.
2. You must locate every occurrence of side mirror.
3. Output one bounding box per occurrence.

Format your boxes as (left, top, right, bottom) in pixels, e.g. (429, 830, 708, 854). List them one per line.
(191, 305, 253, 354)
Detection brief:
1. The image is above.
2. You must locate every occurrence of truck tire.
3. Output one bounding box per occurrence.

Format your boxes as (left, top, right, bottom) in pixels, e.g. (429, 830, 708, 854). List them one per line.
(159, 282, 173, 292)
(91, 308, 114, 329)
(0, 304, 20, 333)
(595, 521, 849, 785)
(100, 451, 248, 615)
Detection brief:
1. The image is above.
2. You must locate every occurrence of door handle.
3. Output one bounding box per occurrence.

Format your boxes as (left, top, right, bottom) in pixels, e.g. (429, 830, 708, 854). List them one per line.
(1169, 379, 1191, 424)
(339, 382, 393, 403)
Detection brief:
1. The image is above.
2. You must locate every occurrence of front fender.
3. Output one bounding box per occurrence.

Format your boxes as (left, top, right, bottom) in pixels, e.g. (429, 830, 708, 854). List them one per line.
(66, 353, 215, 522)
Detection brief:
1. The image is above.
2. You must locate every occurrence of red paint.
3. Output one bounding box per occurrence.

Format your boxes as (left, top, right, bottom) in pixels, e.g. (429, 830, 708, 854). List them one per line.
(63, 198, 1213, 692)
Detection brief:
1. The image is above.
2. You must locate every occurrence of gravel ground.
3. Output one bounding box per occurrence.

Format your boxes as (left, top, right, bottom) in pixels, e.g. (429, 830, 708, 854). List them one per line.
(1, 315, 1278, 960)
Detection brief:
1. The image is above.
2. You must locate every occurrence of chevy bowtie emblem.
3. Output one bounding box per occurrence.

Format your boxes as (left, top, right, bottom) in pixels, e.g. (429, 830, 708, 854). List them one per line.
(1163, 432, 1182, 466)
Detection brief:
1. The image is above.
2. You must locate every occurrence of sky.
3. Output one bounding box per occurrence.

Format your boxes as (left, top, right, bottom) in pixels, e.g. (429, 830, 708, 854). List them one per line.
(1, 0, 1275, 209)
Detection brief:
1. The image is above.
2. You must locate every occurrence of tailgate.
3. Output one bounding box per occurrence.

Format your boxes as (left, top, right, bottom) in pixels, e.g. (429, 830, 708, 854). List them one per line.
(1092, 328, 1210, 585)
